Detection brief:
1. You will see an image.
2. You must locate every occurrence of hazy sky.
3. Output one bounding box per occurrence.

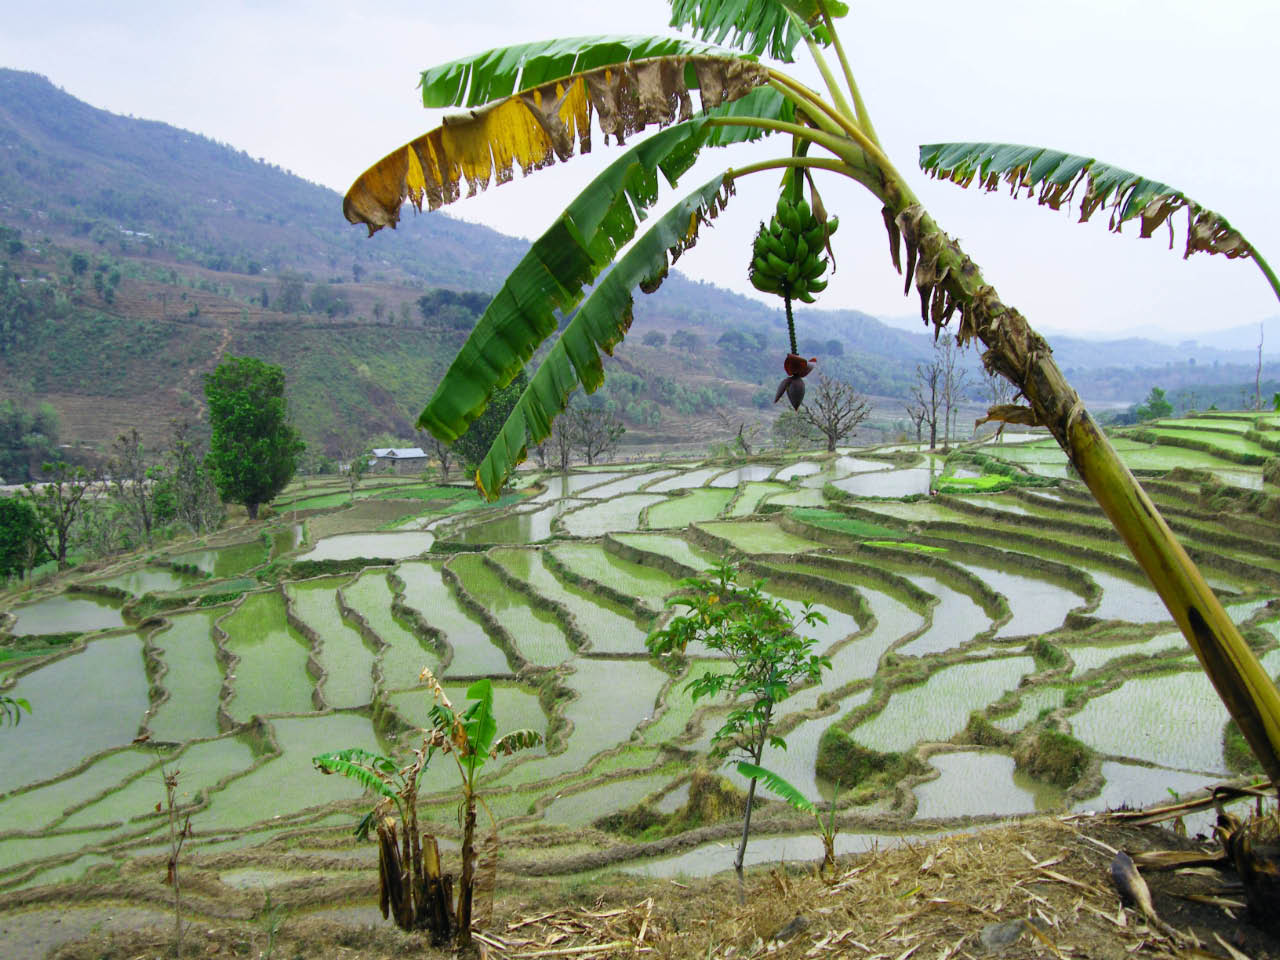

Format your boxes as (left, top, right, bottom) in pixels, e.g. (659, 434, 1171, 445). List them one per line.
(3, 1, 1278, 340)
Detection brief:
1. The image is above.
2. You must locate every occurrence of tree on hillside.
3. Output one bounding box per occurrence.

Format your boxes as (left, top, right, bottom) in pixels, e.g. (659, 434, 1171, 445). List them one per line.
(0, 495, 46, 582)
(571, 400, 625, 465)
(979, 365, 1018, 441)
(204, 356, 305, 520)
(642, 330, 667, 347)
(23, 461, 97, 570)
(108, 428, 157, 547)
(547, 413, 575, 472)
(1133, 386, 1174, 422)
(0, 400, 59, 483)
(798, 374, 870, 451)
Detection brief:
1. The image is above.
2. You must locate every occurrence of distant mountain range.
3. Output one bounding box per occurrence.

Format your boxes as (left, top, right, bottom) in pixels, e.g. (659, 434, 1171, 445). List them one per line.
(0, 67, 1274, 455)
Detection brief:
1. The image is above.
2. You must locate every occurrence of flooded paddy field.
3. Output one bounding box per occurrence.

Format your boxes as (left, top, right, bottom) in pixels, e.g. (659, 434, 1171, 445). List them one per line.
(3, 423, 1278, 910)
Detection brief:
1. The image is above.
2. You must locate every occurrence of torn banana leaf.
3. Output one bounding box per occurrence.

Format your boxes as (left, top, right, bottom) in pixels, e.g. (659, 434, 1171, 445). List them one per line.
(919, 142, 1262, 268)
(345, 53, 768, 232)
(473, 174, 733, 498)
(416, 91, 790, 446)
(420, 35, 733, 108)
(669, 0, 849, 62)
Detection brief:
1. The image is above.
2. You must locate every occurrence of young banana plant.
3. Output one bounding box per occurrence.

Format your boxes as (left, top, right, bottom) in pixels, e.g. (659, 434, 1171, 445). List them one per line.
(342, 0, 1280, 783)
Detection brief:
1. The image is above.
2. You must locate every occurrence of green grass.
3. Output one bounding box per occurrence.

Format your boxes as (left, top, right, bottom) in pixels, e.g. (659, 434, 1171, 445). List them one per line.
(863, 540, 945, 552)
(789, 508, 903, 540)
(933, 475, 1012, 494)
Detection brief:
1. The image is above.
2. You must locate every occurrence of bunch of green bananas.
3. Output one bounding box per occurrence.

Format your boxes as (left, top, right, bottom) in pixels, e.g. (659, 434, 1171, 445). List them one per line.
(748, 196, 838, 303)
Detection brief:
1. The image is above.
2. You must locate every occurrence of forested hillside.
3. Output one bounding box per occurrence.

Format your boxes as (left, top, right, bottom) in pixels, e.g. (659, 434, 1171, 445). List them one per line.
(0, 67, 1273, 459)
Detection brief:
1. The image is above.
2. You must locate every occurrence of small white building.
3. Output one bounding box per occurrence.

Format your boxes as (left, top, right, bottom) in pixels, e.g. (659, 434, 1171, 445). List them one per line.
(370, 447, 429, 474)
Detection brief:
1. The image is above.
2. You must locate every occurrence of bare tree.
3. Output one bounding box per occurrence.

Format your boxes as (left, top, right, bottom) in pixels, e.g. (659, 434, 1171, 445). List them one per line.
(1256, 321, 1264, 411)
(903, 400, 927, 443)
(911, 360, 943, 450)
(571, 402, 625, 465)
(772, 409, 820, 451)
(937, 333, 969, 448)
(548, 415, 574, 472)
(715, 411, 763, 457)
(109, 428, 156, 546)
(340, 443, 371, 497)
(797, 375, 870, 452)
(425, 434, 453, 482)
(164, 420, 223, 535)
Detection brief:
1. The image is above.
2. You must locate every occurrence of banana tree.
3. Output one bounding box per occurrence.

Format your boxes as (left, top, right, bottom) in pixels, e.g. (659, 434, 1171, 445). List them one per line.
(342, 1, 1280, 785)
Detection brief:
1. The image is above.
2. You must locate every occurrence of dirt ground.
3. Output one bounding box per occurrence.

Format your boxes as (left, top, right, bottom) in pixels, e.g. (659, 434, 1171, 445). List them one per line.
(17, 813, 1277, 960)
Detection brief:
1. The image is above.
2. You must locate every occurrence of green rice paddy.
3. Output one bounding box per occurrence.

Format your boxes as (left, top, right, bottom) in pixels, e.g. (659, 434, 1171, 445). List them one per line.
(4, 425, 1279, 889)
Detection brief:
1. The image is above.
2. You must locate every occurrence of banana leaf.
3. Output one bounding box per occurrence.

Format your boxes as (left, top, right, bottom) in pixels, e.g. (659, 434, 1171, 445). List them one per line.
(420, 35, 735, 108)
(669, 0, 849, 62)
(313, 748, 399, 800)
(344, 53, 768, 232)
(919, 141, 1258, 266)
(736, 761, 816, 814)
(417, 88, 790, 448)
(473, 173, 732, 498)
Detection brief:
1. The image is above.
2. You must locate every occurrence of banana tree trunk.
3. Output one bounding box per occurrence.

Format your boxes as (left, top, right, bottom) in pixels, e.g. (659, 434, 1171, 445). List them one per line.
(885, 198, 1280, 785)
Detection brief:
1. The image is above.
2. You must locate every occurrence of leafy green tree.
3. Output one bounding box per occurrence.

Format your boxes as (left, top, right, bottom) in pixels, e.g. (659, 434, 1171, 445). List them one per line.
(0, 495, 46, 581)
(0, 400, 59, 483)
(642, 330, 667, 347)
(23, 460, 96, 570)
(647, 559, 829, 876)
(451, 368, 528, 476)
(345, 1, 1280, 782)
(1134, 386, 1174, 422)
(203, 356, 305, 520)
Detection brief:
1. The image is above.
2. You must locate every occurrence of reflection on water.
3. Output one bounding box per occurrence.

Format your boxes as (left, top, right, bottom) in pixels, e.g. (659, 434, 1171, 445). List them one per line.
(913, 751, 1064, 818)
(9, 592, 126, 636)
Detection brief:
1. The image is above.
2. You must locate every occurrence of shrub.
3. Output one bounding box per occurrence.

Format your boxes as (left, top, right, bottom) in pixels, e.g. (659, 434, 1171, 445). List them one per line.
(1013, 727, 1089, 787)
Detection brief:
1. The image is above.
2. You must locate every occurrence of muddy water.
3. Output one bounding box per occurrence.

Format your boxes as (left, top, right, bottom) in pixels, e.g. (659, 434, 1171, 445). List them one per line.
(913, 751, 1065, 819)
(174, 539, 267, 579)
(302, 531, 433, 562)
(611, 532, 717, 571)
(452, 499, 584, 543)
(645, 488, 733, 528)
(0, 631, 150, 789)
(8, 592, 125, 636)
(96, 565, 195, 595)
(343, 571, 441, 686)
(895, 575, 991, 656)
(577, 470, 678, 498)
(961, 561, 1087, 638)
(830, 467, 934, 498)
(489, 548, 649, 656)
(551, 542, 679, 607)
(286, 579, 377, 708)
(710, 465, 777, 488)
(447, 554, 572, 666)
(0, 748, 154, 830)
(395, 561, 511, 676)
(853, 657, 1036, 753)
(221, 592, 315, 721)
(147, 609, 225, 741)
(1068, 669, 1230, 773)
(696, 520, 823, 554)
(648, 467, 723, 492)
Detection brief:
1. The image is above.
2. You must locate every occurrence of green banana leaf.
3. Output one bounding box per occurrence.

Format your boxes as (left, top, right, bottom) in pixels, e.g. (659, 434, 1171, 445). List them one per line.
(473, 173, 731, 498)
(736, 760, 816, 814)
(312, 748, 399, 800)
(491, 728, 544, 757)
(421, 35, 735, 107)
(669, 0, 848, 62)
(418, 89, 792, 447)
(919, 141, 1256, 266)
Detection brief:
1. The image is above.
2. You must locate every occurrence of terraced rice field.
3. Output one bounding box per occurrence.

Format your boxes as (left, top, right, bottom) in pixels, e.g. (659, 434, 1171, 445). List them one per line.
(3, 420, 1279, 899)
